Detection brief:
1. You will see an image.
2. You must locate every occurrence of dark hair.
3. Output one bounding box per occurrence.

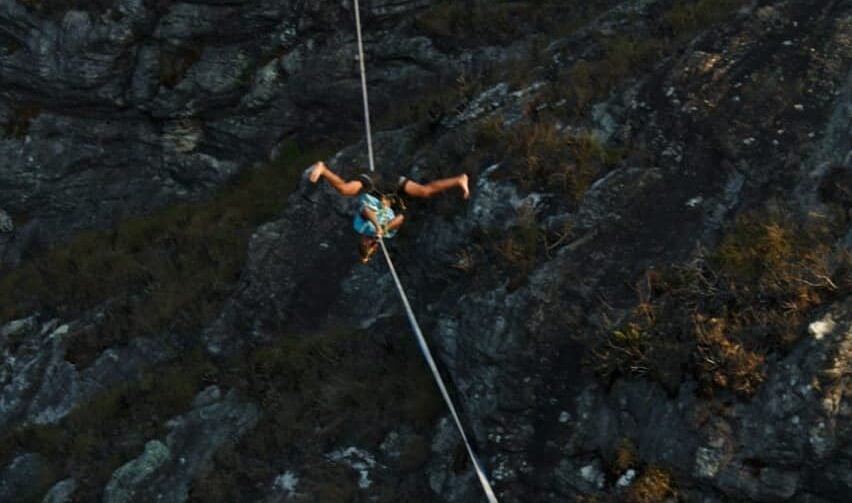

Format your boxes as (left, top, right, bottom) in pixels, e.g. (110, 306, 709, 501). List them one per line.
(357, 173, 376, 193)
(359, 172, 400, 197)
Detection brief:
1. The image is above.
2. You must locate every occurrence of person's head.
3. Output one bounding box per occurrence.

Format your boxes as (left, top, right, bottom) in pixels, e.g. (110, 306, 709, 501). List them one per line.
(380, 195, 392, 208)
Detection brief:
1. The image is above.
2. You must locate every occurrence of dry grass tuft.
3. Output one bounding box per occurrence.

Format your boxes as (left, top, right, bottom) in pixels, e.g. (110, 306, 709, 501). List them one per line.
(591, 206, 851, 396)
(628, 465, 677, 503)
(613, 438, 638, 474)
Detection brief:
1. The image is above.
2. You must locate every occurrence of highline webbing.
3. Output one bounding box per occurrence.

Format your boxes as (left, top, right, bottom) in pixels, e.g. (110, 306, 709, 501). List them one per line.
(350, 1, 499, 501)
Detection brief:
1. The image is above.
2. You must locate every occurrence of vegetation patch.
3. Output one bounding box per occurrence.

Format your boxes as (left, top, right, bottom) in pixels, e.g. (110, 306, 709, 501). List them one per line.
(377, 73, 489, 132)
(0, 142, 328, 367)
(538, 0, 746, 117)
(0, 323, 440, 502)
(0, 32, 23, 54)
(473, 117, 624, 203)
(385, 0, 623, 130)
(16, 0, 112, 17)
(627, 465, 678, 503)
(3, 104, 41, 139)
(590, 206, 851, 396)
(542, 34, 665, 116)
(611, 438, 638, 475)
(188, 326, 442, 502)
(662, 0, 748, 38)
(414, 0, 598, 49)
(461, 205, 573, 292)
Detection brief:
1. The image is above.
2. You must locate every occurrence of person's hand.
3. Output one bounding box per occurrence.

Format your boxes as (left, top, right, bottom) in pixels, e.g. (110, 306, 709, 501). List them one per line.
(375, 226, 384, 238)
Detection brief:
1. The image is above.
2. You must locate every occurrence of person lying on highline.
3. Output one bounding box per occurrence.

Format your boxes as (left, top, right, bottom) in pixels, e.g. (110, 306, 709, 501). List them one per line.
(308, 161, 469, 263)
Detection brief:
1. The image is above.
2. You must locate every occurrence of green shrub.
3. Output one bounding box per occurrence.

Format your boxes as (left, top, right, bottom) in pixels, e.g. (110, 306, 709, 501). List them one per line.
(390, 1, 622, 129)
(496, 217, 543, 289)
(398, 435, 431, 472)
(693, 315, 765, 396)
(663, 0, 747, 38)
(415, 1, 565, 48)
(377, 73, 487, 131)
(539, 0, 744, 119)
(547, 35, 664, 115)
(3, 104, 41, 138)
(473, 118, 623, 204)
(193, 326, 442, 501)
(710, 210, 846, 346)
(415, 1, 620, 49)
(0, 142, 326, 368)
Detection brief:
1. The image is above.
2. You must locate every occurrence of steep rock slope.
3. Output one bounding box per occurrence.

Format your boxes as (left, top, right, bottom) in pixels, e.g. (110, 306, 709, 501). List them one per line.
(206, 1, 851, 501)
(0, 0, 850, 502)
(0, 0, 501, 265)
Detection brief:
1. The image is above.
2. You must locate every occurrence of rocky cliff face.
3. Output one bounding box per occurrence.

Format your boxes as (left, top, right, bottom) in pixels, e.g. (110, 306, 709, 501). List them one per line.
(1, 0, 851, 502)
(0, 0, 478, 266)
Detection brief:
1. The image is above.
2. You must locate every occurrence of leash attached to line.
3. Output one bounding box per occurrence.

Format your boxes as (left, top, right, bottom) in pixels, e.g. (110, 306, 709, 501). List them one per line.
(351, 1, 498, 501)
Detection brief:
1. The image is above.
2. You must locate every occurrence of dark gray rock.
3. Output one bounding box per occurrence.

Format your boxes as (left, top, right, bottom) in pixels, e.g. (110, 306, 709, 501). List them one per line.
(554, 456, 606, 497)
(103, 385, 259, 503)
(103, 440, 171, 503)
(0, 313, 170, 430)
(0, 318, 66, 429)
(0, 453, 45, 502)
(0, 209, 12, 233)
(41, 478, 76, 503)
(717, 464, 800, 502)
(426, 417, 480, 502)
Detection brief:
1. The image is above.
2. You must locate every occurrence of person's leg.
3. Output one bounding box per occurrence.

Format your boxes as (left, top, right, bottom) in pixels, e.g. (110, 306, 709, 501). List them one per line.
(401, 173, 469, 199)
(309, 161, 363, 196)
(359, 234, 379, 263)
(359, 234, 376, 253)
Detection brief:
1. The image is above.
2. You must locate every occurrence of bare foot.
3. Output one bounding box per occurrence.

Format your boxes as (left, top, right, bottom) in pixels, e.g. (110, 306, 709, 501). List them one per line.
(309, 161, 325, 183)
(459, 173, 470, 199)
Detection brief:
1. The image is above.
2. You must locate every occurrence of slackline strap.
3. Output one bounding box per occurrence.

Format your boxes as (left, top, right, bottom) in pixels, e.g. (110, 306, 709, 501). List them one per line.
(377, 238, 499, 503)
(351, 1, 498, 501)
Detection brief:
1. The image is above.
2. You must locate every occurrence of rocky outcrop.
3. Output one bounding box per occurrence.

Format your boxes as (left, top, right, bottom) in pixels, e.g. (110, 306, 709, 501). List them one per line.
(0, 452, 46, 502)
(0, 315, 170, 430)
(206, 1, 852, 501)
(0, 209, 12, 233)
(102, 386, 258, 503)
(41, 478, 76, 503)
(1, 0, 523, 266)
